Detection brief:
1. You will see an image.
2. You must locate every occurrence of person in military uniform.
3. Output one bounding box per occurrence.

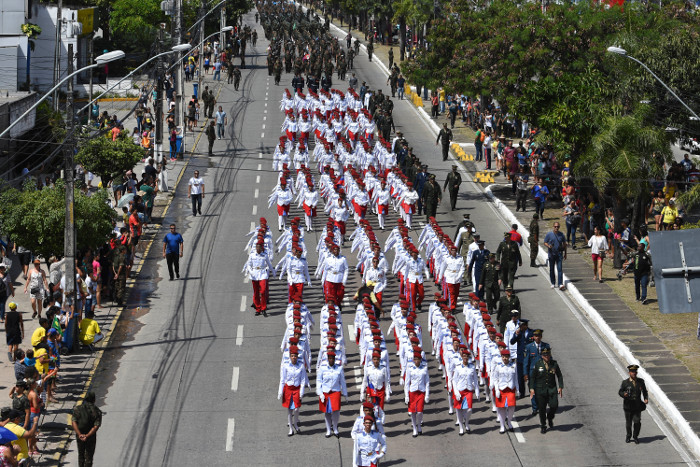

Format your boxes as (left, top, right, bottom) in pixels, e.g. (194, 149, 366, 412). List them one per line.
(233, 66, 242, 91)
(529, 348, 563, 434)
(367, 40, 374, 62)
(496, 232, 522, 289)
(72, 391, 102, 467)
(206, 121, 216, 155)
(454, 213, 475, 240)
(111, 244, 128, 306)
(479, 253, 501, 313)
(436, 123, 453, 162)
(619, 364, 648, 444)
(496, 286, 521, 335)
(443, 165, 462, 211)
(529, 213, 539, 267)
(388, 47, 394, 69)
(421, 174, 441, 221)
(413, 165, 428, 215)
(274, 59, 283, 85)
(457, 226, 474, 285)
(523, 329, 550, 415)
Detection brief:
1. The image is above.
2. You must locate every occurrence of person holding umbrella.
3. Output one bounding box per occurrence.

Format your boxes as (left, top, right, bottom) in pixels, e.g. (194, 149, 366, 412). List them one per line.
(4, 408, 38, 463)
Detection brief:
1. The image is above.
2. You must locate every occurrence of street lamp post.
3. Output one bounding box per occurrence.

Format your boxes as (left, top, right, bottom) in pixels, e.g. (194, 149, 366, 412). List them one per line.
(0, 50, 126, 141)
(607, 46, 700, 121)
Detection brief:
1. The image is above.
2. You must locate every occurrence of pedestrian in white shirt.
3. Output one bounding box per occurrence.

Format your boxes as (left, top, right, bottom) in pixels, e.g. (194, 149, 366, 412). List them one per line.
(316, 351, 348, 438)
(278, 346, 309, 436)
(404, 353, 430, 437)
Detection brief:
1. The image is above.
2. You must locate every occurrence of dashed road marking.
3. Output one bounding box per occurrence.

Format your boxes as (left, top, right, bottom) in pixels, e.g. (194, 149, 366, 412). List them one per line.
(262, 124, 266, 129)
(252, 205, 257, 215)
(263, 116, 266, 121)
(511, 419, 526, 443)
(231, 366, 240, 391)
(353, 366, 363, 388)
(236, 325, 243, 345)
(240, 295, 247, 312)
(254, 189, 259, 198)
(256, 175, 261, 182)
(258, 152, 263, 159)
(226, 418, 235, 451)
(260, 132, 264, 138)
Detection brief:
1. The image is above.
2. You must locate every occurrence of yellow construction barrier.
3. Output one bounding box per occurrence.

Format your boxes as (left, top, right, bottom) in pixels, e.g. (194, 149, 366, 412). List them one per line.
(474, 170, 498, 183)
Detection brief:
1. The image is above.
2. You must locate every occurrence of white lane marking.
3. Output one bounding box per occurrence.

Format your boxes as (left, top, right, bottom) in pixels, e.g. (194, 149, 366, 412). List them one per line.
(262, 124, 266, 129)
(265, 102, 268, 107)
(226, 418, 235, 451)
(252, 205, 257, 215)
(263, 116, 266, 121)
(258, 152, 263, 159)
(244, 276, 249, 284)
(264, 109, 267, 113)
(254, 188, 259, 198)
(249, 221, 255, 231)
(256, 175, 261, 183)
(236, 325, 244, 346)
(261, 132, 264, 138)
(347, 324, 355, 339)
(510, 419, 526, 443)
(353, 366, 362, 389)
(231, 366, 240, 391)
(240, 295, 247, 312)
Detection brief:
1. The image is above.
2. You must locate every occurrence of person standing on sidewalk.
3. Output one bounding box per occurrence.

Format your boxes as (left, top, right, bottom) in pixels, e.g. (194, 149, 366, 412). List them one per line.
(632, 244, 652, 305)
(72, 391, 102, 467)
(215, 106, 228, 139)
(163, 224, 184, 281)
(528, 213, 540, 267)
(206, 121, 216, 155)
(188, 170, 205, 216)
(543, 223, 567, 290)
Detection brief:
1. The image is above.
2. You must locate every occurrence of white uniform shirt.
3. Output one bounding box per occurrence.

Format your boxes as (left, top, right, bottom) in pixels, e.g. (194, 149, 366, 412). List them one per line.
(491, 361, 519, 396)
(354, 430, 386, 467)
(322, 254, 349, 284)
(404, 362, 430, 395)
(451, 361, 480, 398)
(243, 251, 274, 280)
(316, 363, 348, 395)
(278, 360, 309, 397)
(440, 255, 465, 284)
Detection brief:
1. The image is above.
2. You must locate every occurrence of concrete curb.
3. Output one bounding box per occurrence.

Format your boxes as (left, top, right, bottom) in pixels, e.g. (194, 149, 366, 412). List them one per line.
(483, 183, 700, 460)
(320, 9, 700, 459)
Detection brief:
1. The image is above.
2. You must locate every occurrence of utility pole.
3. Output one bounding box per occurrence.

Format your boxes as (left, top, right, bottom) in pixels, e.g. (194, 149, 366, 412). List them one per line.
(175, 0, 185, 139)
(87, 38, 94, 125)
(220, 6, 226, 52)
(198, 0, 206, 96)
(64, 43, 77, 351)
(53, 0, 63, 111)
(155, 25, 165, 164)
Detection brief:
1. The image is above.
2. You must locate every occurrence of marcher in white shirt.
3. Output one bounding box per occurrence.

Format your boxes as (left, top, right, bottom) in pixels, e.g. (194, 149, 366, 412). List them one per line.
(278, 346, 309, 436)
(360, 351, 392, 410)
(404, 353, 430, 437)
(316, 352, 348, 438)
(491, 349, 519, 433)
(242, 242, 274, 316)
(451, 346, 480, 435)
(353, 417, 386, 467)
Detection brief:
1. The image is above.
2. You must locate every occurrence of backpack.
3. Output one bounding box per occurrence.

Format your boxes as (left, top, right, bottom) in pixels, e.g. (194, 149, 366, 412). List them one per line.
(480, 132, 486, 142)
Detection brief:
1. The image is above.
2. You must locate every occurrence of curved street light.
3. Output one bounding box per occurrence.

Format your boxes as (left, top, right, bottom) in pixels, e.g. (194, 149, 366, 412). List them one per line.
(0, 50, 125, 141)
(607, 45, 699, 121)
(80, 43, 193, 114)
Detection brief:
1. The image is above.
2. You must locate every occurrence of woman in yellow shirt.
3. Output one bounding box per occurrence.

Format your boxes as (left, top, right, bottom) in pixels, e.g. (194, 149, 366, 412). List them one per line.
(660, 200, 678, 229)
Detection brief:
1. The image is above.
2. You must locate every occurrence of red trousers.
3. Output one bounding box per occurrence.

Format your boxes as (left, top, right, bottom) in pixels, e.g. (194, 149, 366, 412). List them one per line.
(252, 279, 269, 312)
(406, 281, 424, 311)
(288, 283, 304, 303)
(445, 282, 460, 310)
(323, 281, 345, 304)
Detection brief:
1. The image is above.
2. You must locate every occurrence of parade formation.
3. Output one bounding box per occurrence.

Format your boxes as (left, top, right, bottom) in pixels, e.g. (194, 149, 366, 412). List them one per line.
(238, 4, 583, 464)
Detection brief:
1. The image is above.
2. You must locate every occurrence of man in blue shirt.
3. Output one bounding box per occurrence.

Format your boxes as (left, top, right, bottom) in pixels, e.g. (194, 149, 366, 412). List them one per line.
(163, 224, 184, 281)
(531, 178, 549, 218)
(543, 223, 567, 290)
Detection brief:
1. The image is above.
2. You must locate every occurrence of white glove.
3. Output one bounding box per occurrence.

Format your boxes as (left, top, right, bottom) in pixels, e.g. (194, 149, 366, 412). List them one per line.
(385, 393, 391, 402)
(277, 394, 282, 400)
(425, 396, 430, 404)
(495, 390, 501, 400)
(320, 394, 325, 403)
(404, 395, 409, 404)
(360, 393, 365, 401)
(455, 392, 461, 401)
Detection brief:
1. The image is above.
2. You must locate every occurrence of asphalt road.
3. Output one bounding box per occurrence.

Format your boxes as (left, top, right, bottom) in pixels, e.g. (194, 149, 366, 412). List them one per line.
(68, 10, 694, 466)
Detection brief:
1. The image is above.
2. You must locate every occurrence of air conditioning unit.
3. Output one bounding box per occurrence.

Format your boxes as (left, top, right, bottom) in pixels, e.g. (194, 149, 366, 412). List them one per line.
(161, 1, 174, 14)
(68, 21, 82, 37)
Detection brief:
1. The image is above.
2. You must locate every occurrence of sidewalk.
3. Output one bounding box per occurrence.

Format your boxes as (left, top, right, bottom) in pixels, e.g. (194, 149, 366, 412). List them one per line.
(0, 73, 224, 465)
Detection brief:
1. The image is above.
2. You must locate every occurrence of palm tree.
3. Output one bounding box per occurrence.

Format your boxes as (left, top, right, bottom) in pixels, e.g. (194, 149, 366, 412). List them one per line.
(575, 108, 671, 230)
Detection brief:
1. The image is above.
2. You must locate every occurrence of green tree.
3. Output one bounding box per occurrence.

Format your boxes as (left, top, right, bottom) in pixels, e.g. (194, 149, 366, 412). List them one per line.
(0, 180, 116, 259)
(576, 109, 671, 228)
(76, 133, 145, 187)
(109, 0, 167, 50)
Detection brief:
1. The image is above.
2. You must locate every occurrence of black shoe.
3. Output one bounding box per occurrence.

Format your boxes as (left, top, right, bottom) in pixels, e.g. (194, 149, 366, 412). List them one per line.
(548, 418, 554, 428)
(176, 273, 180, 279)
(325, 433, 332, 438)
(198, 210, 202, 215)
(263, 310, 268, 317)
(530, 262, 536, 267)
(541, 426, 547, 434)
(412, 433, 418, 438)
(633, 438, 639, 444)
(642, 299, 648, 305)
(294, 427, 300, 434)
(169, 277, 174, 281)
(335, 432, 340, 439)
(255, 311, 261, 316)
(529, 410, 537, 418)
(465, 428, 470, 434)
(625, 436, 631, 443)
